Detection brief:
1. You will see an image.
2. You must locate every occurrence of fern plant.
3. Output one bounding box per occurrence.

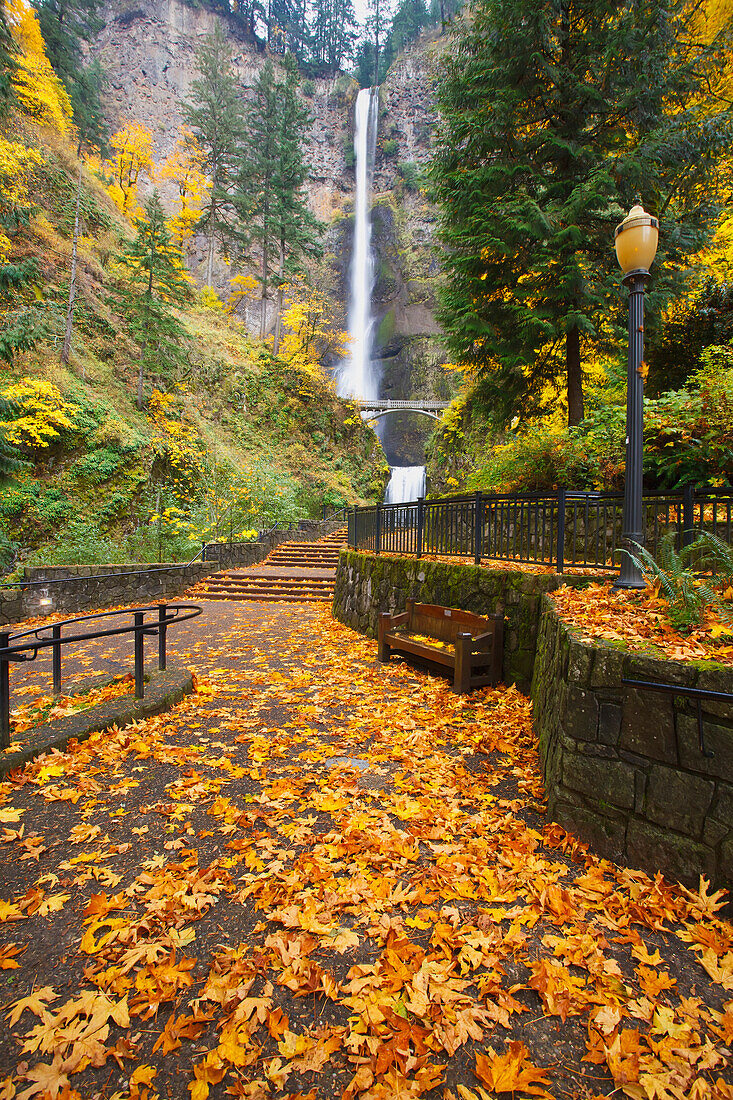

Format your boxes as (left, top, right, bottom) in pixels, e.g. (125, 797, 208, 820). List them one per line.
(624, 530, 733, 632)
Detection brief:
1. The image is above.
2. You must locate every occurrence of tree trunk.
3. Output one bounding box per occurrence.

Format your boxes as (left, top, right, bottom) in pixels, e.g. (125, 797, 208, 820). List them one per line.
(206, 233, 214, 289)
(566, 323, 584, 426)
(260, 232, 269, 341)
(60, 167, 82, 367)
(272, 237, 285, 356)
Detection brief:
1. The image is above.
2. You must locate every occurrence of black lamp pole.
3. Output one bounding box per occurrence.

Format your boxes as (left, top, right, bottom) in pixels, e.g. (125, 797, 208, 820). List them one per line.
(615, 268, 650, 590)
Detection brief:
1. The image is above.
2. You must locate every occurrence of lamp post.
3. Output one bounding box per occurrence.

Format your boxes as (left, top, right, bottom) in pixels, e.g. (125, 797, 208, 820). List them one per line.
(613, 204, 659, 589)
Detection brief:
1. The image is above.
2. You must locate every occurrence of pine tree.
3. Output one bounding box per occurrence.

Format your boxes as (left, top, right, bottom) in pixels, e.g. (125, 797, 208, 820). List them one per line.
(116, 192, 192, 409)
(271, 57, 322, 352)
(184, 21, 247, 287)
(311, 0, 357, 74)
(33, 0, 108, 149)
(429, 0, 733, 427)
(0, 2, 16, 114)
(237, 58, 321, 343)
(238, 60, 280, 339)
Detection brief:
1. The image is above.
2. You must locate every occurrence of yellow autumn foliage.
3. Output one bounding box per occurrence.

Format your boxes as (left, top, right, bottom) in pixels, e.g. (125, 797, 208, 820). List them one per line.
(275, 287, 347, 381)
(1, 379, 78, 449)
(158, 129, 208, 247)
(4, 0, 72, 133)
(104, 122, 155, 217)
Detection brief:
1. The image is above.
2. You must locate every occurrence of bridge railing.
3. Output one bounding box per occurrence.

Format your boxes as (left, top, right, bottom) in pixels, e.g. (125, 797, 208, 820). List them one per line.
(348, 487, 733, 572)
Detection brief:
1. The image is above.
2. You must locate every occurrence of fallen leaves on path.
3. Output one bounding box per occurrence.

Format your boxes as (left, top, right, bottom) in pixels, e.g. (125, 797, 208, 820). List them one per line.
(0, 601, 730, 1100)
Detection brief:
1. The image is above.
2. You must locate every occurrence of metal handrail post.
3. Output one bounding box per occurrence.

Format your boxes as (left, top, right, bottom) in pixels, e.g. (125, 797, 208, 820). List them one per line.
(134, 612, 145, 699)
(52, 624, 62, 694)
(682, 484, 695, 548)
(416, 497, 424, 559)
(158, 604, 167, 671)
(0, 633, 9, 749)
(375, 504, 382, 555)
(474, 492, 483, 565)
(556, 489, 566, 574)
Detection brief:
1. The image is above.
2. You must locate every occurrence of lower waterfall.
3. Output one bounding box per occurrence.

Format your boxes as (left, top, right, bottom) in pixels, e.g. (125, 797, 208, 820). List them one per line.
(384, 465, 426, 505)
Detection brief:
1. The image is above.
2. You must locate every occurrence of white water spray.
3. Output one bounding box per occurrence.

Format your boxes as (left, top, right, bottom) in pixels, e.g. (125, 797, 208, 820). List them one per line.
(337, 87, 380, 401)
(385, 466, 427, 505)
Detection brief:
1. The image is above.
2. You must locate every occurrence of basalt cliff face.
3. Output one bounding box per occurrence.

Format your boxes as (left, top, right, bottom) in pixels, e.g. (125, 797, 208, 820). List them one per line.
(96, 0, 452, 462)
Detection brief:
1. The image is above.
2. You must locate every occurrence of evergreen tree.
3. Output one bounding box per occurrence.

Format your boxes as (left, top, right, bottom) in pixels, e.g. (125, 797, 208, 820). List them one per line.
(311, 0, 357, 74)
(184, 21, 247, 287)
(237, 59, 280, 339)
(116, 192, 191, 409)
(237, 59, 321, 343)
(429, 0, 733, 427)
(70, 59, 108, 153)
(0, 2, 16, 114)
(34, 0, 108, 149)
(271, 57, 322, 352)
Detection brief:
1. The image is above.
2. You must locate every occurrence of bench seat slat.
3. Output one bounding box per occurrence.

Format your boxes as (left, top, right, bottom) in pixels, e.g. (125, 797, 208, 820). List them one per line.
(383, 633, 454, 667)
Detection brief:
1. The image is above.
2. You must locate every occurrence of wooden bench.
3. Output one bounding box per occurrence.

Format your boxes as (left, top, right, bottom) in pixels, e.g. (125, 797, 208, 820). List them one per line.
(377, 599, 504, 694)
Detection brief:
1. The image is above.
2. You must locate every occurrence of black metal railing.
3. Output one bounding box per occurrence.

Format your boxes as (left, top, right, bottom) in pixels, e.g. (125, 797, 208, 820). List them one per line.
(0, 603, 201, 748)
(348, 487, 733, 572)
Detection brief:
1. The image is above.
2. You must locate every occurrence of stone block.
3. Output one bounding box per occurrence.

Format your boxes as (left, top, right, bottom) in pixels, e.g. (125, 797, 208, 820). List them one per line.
(703, 818, 728, 848)
(553, 797, 627, 863)
(599, 703, 623, 746)
(563, 686, 598, 742)
(694, 667, 733, 722)
(626, 819, 715, 887)
(710, 784, 733, 827)
(562, 754, 635, 810)
(627, 655, 696, 688)
(620, 689, 677, 764)
(677, 715, 733, 782)
(645, 765, 713, 837)
(717, 837, 733, 887)
(567, 638, 594, 685)
(590, 646, 625, 689)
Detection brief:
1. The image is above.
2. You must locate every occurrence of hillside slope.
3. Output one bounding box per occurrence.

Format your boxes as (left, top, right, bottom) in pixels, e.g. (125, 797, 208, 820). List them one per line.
(0, 113, 388, 571)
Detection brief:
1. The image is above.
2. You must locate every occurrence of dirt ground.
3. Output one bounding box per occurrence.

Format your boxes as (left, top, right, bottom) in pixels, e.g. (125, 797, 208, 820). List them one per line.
(0, 599, 731, 1100)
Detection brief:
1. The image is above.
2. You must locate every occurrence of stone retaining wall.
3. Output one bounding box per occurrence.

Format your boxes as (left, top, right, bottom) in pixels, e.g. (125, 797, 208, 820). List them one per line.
(0, 518, 345, 625)
(333, 551, 592, 690)
(531, 597, 733, 887)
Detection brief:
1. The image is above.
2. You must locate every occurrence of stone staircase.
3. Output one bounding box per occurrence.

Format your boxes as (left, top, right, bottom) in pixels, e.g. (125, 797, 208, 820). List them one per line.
(186, 528, 347, 604)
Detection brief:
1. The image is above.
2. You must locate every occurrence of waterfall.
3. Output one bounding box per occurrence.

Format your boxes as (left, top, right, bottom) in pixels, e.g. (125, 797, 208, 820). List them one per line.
(385, 466, 427, 505)
(336, 87, 380, 401)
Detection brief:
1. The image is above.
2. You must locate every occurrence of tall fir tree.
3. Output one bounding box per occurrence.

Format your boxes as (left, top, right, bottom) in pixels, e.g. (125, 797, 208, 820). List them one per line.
(237, 58, 321, 343)
(271, 56, 321, 352)
(311, 0, 357, 74)
(238, 59, 280, 339)
(116, 192, 191, 409)
(0, 1, 16, 114)
(34, 0, 108, 150)
(430, 0, 733, 427)
(184, 21, 247, 287)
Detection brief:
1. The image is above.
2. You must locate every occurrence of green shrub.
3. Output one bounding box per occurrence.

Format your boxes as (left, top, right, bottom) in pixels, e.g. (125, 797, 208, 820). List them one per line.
(344, 139, 355, 170)
(399, 161, 421, 191)
(302, 78, 315, 97)
(382, 139, 398, 157)
(71, 447, 124, 483)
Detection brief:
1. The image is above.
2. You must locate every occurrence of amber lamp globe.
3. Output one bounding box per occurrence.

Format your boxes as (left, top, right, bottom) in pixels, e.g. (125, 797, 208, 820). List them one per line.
(614, 204, 659, 275)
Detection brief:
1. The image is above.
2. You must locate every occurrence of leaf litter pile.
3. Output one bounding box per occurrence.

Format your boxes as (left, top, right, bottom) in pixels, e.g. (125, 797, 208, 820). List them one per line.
(0, 601, 731, 1100)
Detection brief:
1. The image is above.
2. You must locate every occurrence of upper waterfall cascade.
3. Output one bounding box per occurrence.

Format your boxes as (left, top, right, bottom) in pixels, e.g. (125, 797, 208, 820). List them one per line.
(336, 87, 380, 402)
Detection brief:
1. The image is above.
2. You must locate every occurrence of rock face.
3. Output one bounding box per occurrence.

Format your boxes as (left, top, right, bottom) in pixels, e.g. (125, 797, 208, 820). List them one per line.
(96, 0, 453, 461)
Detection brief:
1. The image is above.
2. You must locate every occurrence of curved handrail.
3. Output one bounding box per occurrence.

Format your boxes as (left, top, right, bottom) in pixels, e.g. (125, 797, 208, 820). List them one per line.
(2, 603, 201, 654)
(0, 603, 202, 748)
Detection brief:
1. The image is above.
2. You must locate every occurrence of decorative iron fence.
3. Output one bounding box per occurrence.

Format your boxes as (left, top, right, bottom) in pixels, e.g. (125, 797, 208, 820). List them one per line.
(347, 487, 733, 572)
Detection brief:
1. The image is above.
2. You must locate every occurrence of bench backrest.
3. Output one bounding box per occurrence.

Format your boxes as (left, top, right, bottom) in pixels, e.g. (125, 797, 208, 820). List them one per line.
(406, 600, 499, 646)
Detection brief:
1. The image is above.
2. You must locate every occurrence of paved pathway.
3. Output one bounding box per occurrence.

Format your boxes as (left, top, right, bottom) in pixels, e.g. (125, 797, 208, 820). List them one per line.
(0, 598, 730, 1100)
